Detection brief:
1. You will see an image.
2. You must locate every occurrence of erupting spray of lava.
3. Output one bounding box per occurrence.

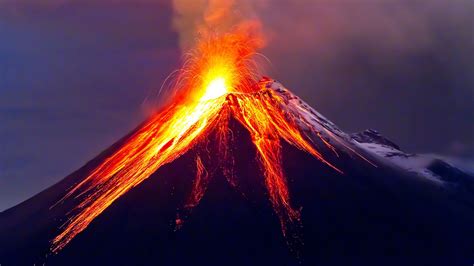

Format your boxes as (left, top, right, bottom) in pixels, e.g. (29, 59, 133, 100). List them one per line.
(50, 26, 369, 254)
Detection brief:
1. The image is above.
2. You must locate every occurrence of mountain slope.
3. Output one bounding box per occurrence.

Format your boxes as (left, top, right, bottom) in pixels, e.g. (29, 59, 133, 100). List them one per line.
(1, 80, 473, 266)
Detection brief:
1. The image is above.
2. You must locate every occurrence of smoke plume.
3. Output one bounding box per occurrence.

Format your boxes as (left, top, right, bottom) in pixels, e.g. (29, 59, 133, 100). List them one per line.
(171, 0, 266, 50)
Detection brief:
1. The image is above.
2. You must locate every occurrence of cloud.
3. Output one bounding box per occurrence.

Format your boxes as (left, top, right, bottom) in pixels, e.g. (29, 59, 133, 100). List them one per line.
(252, 0, 474, 154)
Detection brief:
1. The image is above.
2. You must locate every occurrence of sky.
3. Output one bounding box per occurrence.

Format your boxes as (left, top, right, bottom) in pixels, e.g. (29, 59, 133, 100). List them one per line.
(0, 0, 473, 211)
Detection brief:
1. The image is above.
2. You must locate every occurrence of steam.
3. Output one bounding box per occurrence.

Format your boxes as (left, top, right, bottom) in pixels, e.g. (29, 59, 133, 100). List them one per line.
(171, 0, 266, 50)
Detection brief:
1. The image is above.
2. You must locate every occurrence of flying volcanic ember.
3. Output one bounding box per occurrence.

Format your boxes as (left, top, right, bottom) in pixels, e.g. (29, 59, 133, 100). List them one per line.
(50, 27, 372, 253)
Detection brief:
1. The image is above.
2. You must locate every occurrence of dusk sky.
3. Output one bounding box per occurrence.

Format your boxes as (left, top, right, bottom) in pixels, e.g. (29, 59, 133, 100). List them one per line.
(1, 0, 473, 211)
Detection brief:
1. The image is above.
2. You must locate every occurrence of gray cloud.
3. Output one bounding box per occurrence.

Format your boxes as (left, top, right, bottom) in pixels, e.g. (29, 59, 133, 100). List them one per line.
(256, 0, 474, 155)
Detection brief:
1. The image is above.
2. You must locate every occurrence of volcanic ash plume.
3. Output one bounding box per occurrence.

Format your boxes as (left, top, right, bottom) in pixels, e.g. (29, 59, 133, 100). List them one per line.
(172, 0, 265, 50)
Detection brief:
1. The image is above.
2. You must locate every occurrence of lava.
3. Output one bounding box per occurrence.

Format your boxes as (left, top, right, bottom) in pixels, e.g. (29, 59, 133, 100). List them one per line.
(51, 29, 368, 253)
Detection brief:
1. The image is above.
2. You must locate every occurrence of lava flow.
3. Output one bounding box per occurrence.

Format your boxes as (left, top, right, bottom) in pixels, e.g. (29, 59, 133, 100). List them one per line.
(50, 29, 359, 253)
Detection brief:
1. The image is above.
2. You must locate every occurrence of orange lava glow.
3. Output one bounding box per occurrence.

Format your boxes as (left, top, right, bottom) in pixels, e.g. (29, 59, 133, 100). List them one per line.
(50, 29, 369, 253)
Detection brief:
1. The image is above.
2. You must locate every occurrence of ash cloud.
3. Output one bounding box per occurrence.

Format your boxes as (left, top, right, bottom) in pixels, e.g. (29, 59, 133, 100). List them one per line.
(171, 0, 266, 50)
(254, 0, 474, 156)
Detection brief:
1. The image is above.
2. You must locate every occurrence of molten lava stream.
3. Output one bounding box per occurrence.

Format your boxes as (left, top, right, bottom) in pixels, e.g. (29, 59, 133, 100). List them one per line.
(52, 95, 226, 252)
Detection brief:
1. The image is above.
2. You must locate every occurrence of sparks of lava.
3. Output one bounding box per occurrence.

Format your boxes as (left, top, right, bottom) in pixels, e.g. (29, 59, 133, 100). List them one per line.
(50, 28, 367, 253)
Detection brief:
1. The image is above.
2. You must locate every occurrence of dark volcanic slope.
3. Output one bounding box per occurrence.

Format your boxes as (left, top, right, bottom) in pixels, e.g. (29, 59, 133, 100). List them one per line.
(1, 106, 474, 266)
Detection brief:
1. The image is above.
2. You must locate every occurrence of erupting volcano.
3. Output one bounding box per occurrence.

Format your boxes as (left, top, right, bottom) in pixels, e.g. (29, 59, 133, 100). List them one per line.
(1, 28, 473, 266)
(50, 29, 372, 253)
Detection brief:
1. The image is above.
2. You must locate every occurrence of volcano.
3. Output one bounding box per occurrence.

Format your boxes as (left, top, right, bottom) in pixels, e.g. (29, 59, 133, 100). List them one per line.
(1, 29, 474, 265)
(1, 79, 473, 265)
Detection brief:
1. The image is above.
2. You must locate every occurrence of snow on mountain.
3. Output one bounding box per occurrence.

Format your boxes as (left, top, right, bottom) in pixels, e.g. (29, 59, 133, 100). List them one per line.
(264, 79, 473, 190)
(266, 80, 349, 139)
(351, 128, 474, 192)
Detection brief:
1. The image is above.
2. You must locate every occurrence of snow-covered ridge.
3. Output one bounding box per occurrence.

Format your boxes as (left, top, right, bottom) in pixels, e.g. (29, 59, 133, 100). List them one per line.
(352, 130, 474, 190)
(264, 80, 348, 139)
(263, 80, 374, 165)
(266, 79, 473, 189)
